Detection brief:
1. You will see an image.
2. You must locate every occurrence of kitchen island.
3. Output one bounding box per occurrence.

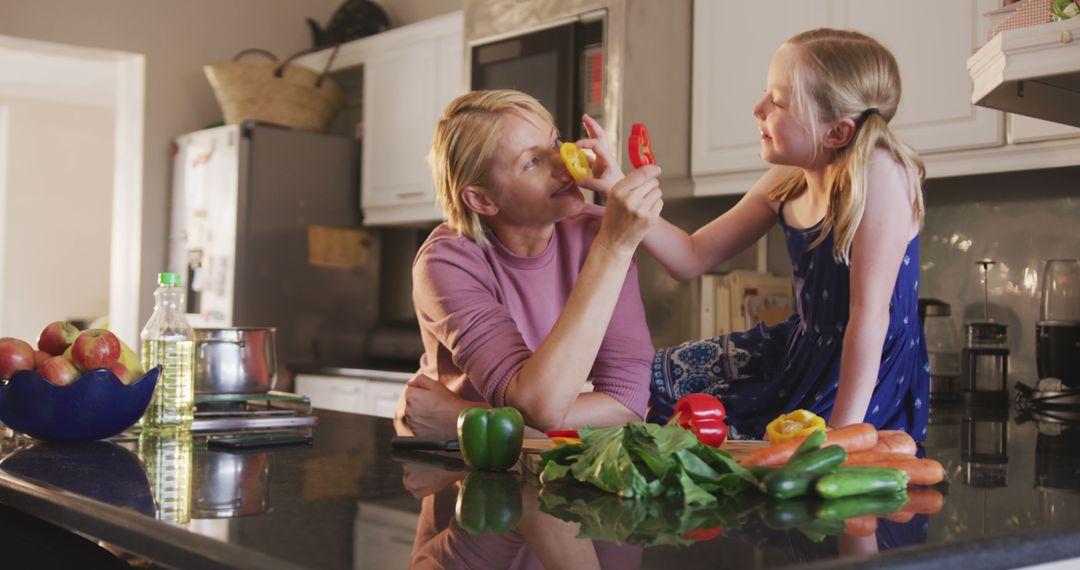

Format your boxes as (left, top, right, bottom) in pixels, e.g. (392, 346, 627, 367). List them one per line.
(1, 404, 1080, 569)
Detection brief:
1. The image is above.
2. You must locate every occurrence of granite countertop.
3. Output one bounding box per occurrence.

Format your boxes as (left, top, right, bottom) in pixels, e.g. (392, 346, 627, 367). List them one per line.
(1, 403, 1080, 569)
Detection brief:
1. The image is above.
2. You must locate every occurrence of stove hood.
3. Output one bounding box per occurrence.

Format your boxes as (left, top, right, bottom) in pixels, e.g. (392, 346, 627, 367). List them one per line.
(968, 18, 1080, 128)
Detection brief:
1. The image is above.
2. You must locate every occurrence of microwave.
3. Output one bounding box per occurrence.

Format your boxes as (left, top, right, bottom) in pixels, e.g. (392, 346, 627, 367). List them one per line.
(470, 15, 604, 141)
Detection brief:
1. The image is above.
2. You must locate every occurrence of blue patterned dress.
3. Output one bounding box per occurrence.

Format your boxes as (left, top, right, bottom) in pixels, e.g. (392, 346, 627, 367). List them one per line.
(650, 203, 930, 441)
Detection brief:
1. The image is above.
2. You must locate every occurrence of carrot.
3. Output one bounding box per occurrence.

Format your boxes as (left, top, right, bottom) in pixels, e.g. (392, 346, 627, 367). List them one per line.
(871, 430, 917, 455)
(901, 488, 944, 515)
(844, 515, 878, 537)
(843, 458, 944, 486)
(742, 423, 879, 467)
(883, 511, 915, 523)
(843, 451, 918, 466)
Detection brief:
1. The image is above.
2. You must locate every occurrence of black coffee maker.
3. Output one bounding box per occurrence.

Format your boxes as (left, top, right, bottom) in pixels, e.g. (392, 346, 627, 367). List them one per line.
(1036, 259, 1080, 386)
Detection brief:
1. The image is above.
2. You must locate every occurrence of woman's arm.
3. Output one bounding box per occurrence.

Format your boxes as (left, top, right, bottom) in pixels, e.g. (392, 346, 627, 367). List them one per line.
(830, 151, 920, 427)
(505, 168, 662, 430)
(575, 115, 785, 281)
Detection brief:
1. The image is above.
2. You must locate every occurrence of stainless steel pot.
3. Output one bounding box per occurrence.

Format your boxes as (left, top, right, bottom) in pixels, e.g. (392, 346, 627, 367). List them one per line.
(192, 449, 272, 518)
(193, 327, 277, 395)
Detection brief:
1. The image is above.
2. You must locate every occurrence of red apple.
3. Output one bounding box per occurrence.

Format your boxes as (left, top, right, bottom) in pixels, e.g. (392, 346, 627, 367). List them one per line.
(33, 350, 51, 369)
(108, 361, 138, 384)
(39, 355, 80, 386)
(37, 321, 80, 356)
(70, 329, 121, 371)
(0, 337, 35, 379)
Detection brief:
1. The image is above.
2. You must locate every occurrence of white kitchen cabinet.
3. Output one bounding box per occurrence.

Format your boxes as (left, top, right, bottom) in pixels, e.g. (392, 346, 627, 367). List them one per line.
(295, 12, 463, 225)
(295, 374, 368, 415)
(1010, 114, 1080, 144)
(690, 0, 1080, 194)
(691, 0, 836, 177)
(295, 372, 408, 419)
(367, 380, 407, 419)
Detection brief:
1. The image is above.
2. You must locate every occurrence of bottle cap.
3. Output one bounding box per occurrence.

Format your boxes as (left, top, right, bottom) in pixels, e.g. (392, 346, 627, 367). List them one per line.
(157, 272, 181, 286)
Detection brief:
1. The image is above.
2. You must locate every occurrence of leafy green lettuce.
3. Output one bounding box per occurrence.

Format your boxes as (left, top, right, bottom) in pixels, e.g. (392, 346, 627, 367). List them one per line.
(538, 422, 759, 504)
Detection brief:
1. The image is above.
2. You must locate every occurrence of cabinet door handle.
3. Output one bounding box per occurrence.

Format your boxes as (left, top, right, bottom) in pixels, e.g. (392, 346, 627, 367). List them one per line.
(395, 191, 426, 200)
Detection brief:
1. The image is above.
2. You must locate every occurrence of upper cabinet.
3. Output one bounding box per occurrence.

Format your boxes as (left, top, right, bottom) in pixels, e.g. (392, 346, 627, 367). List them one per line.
(296, 12, 463, 225)
(691, 0, 1080, 195)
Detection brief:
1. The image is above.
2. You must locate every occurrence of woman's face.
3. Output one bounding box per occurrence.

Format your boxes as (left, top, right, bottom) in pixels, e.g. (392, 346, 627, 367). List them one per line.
(484, 111, 584, 228)
(752, 44, 823, 168)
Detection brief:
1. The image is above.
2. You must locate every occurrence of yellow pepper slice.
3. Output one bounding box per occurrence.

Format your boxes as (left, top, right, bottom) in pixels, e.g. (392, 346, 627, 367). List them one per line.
(560, 142, 592, 181)
(765, 409, 827, 443)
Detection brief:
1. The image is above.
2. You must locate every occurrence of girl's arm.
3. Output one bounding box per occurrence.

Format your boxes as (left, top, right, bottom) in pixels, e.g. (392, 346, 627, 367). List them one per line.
(830, 150, 921, 427)
(575, 115, 786, 281)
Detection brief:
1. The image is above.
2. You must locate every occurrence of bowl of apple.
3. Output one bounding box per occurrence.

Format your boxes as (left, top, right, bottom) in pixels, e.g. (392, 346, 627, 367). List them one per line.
(0, 323, 159, 442)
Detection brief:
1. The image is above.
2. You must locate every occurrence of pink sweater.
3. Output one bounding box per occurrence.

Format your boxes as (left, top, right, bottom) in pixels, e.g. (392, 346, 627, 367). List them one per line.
(412, 204, 653, 418)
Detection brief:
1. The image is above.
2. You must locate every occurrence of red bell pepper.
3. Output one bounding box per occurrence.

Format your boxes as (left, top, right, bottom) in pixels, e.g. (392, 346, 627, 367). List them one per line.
(683, 526, 725, 542)
(628, 123, 657, 169)
(672, 393, 728, 447)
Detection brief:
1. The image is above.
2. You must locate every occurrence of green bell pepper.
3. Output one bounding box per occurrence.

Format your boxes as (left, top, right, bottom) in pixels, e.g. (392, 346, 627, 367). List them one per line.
(457, 406, 524, 471)
(454, 471, 523, 535)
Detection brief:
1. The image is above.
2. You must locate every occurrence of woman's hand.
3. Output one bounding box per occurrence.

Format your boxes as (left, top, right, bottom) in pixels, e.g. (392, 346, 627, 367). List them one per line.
(596, 164, 663, 254)
(397, 373, 481, 441)
(573, 114, 623, 197)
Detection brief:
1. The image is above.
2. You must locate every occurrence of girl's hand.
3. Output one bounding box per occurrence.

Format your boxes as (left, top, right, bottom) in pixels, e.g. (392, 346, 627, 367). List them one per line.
(597, 164, 663, 253)
(574, 114, 623, 197)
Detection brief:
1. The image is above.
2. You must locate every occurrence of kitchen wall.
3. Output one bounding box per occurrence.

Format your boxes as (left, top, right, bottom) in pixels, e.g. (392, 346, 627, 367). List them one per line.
(643, 165, 1080, 388)
(0, 95, 113, 342)
(0, 0, 341, 331)
(920, 165, 1080, 384)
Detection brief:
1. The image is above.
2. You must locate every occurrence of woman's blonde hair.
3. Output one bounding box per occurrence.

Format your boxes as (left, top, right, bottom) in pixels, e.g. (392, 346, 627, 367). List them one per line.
(429, 89, 556, 247)
(768, 28, 926, 264)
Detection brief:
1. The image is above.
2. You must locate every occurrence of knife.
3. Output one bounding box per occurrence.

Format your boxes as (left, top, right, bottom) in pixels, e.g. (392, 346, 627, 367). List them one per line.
(390, 436, 460, 452)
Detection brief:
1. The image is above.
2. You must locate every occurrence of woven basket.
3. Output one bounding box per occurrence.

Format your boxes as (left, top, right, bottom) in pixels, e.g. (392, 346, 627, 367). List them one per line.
(204, 47, 345, 132)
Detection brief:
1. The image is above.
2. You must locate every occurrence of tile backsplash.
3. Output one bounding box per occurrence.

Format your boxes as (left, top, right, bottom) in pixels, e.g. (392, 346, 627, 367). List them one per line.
(641, 165, 1080, 387)
(919, 165, 1080, 384)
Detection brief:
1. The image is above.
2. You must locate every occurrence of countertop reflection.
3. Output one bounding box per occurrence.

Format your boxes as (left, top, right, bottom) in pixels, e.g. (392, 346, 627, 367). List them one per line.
(1, 404, 1080, 569)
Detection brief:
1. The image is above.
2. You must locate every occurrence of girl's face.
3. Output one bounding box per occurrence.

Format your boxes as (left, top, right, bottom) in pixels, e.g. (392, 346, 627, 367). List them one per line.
(752, 44, 825, 168)
(485, 111, 584, 227)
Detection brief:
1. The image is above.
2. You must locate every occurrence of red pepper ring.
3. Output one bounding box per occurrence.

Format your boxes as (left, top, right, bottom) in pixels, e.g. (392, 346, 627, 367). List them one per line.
(628, 123, 657, 169)
(672, 393, 729, 447)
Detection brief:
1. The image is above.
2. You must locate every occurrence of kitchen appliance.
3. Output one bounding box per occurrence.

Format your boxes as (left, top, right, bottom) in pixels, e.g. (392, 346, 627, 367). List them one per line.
(470, 13, 603, 140)
(921, 298, 963, 401)
(961, 405, 1009, 489)
(169, 122, 373, 392)
(1036, 259, 1080, 386)
(194, 327, 277, 395)
(962, 260, 1010, 407)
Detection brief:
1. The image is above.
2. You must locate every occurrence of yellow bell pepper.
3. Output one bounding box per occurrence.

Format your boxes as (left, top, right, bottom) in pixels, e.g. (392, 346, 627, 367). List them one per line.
(765, 409, 827, 442)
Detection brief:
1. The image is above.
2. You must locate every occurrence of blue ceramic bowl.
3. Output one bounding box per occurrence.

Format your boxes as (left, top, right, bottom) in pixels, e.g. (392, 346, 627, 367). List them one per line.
(0, 366, 160, 441)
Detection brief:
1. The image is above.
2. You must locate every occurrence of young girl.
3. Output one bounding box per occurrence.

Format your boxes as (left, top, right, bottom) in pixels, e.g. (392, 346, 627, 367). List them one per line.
(581, 28, 930, 440)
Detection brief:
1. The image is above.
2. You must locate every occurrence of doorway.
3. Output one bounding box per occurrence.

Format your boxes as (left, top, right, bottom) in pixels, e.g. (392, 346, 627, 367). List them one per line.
(0, 35, 144, 344)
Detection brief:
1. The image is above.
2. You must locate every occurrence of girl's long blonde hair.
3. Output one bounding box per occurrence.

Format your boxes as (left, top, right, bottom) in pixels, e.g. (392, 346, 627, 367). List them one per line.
(429, 90, 556, 248)
(768, 28, 925, 264)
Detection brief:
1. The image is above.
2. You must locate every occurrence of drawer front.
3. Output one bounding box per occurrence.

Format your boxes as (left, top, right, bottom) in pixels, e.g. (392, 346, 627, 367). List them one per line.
(366, 381, 406, 419)
(296, 375, 367, 415)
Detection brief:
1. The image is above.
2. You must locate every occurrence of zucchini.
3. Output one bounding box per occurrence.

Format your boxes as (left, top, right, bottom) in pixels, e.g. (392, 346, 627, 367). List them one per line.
(816, 491, 909, 522)
(764, 470, 817, 500)
(790, 429, 826, 460)
(796, 518, 846, 542)
(784, 445, 848, 474)
(763, 445, 848, 499)
(761, 498, 816, 530)
(815, 467, 910, 499)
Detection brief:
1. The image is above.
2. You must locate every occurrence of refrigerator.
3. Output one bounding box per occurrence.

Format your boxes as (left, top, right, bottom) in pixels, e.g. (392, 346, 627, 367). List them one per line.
(169, 122, 375, 388)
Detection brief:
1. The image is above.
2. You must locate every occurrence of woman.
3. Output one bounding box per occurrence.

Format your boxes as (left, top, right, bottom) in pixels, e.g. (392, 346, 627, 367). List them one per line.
(395, 89, 662, 438)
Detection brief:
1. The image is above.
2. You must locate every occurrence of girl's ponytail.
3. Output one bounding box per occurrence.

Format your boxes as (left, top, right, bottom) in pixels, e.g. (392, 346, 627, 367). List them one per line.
(815, 112, 925, 264)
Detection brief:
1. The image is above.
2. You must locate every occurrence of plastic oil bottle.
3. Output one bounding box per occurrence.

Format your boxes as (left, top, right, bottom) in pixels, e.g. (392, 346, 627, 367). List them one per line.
(140, 272, 195, 431)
